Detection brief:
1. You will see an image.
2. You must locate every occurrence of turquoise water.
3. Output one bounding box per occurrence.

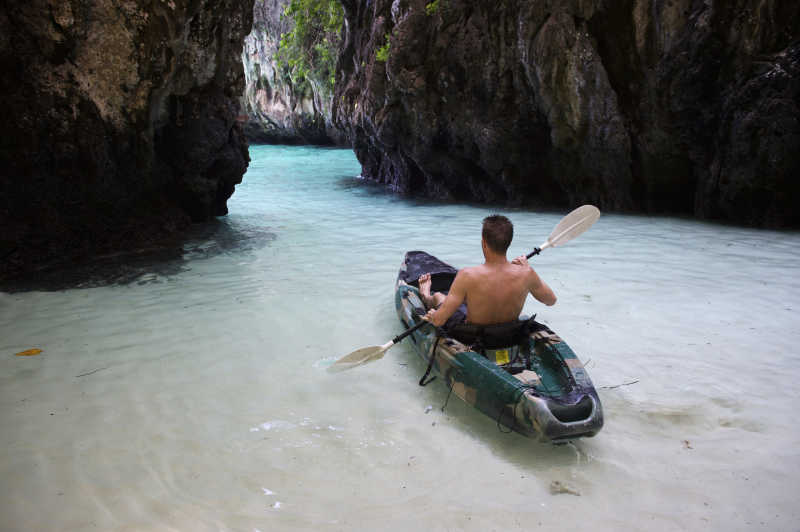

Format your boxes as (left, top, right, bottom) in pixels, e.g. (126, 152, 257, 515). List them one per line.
(1, 145, 799, 530)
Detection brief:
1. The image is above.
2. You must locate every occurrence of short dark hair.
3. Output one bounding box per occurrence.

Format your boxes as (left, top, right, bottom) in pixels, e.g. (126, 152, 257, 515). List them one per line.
(482, 214, 513, 254)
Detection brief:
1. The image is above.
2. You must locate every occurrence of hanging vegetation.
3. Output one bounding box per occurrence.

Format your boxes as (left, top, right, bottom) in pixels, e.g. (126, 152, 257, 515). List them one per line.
(277, 0, 343, 93)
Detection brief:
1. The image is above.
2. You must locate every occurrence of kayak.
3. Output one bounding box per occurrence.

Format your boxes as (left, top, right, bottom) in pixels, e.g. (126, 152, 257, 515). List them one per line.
(395, 251, 603, 442)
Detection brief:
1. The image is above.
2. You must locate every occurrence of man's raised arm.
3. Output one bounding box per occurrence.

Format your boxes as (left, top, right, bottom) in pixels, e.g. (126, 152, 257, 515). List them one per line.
(512, 256, 557, 306)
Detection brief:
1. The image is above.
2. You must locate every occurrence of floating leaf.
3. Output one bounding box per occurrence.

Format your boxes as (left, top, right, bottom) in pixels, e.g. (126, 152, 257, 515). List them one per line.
(15, 348, 42, 357)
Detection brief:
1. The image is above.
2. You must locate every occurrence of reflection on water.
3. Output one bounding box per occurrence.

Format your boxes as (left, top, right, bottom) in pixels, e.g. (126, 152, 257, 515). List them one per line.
(1, 145, 799, 531)
(0, 218, 276, 292)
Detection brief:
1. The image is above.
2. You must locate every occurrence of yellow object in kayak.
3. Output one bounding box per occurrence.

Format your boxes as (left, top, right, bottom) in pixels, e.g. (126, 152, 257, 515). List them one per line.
(15, 348, 42, 356)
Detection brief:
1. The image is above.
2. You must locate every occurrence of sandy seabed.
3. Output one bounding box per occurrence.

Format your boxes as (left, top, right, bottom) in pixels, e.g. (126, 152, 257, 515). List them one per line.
(1, 145, 798, 531)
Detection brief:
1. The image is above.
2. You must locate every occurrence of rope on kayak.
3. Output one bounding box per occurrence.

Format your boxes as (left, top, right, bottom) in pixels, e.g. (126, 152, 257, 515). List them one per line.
(496, 384, 537, 434)
(497, 407, 514, 433)
(441, 379, 455, 412)
(411, 336, 460, 416)
(419, 336, 442, 386)
(598, 379, 639, 389)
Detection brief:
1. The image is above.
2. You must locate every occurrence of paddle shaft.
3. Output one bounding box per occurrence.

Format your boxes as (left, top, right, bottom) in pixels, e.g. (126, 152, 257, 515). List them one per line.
(391, 319, 428, 345)
(526, 247, 542, 259)
(526, 240, 553, 258)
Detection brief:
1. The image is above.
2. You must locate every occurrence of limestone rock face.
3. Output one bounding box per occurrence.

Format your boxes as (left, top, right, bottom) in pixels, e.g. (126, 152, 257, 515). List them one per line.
(0, 0, 253, 278)
(334, 0, 799, 226)
(241, 0, 346, 144)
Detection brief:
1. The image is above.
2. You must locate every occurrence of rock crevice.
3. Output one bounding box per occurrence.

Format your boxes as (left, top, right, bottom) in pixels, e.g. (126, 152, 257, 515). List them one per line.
(334, 0, 799, 226)
(240, 0, 347, 145)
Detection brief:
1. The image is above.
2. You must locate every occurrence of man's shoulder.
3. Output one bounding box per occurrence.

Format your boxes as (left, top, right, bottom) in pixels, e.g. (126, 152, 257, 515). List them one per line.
(457, 265, 485, 278)
(468, 262, 533, 285)
(453, 266, 481, 287)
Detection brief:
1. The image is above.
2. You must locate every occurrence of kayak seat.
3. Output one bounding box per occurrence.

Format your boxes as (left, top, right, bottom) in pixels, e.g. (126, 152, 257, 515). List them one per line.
(446, 316, 537, 350)
(446, 317, 540, 373)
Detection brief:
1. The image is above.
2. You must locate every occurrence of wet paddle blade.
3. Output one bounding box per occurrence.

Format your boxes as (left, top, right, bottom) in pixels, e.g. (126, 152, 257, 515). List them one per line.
(328, 344, 389, 373)
(542, 205, 600, 249)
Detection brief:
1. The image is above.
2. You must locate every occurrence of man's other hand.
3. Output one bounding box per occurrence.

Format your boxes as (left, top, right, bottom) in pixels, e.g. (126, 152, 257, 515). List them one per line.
(512, 255, 530, 269)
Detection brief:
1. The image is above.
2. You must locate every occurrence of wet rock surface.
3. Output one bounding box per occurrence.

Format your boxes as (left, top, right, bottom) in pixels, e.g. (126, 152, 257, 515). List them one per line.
(241, 0, 347, 145)
(333, 0, 799, 226)
(0, 0, 254, 279)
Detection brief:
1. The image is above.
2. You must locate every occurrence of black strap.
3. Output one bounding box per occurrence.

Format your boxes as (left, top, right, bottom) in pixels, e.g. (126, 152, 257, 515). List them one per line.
(419, 336, 442, 386)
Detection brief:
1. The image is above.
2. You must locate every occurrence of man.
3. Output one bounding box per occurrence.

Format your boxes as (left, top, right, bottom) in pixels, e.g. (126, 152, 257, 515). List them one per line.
(420, 214, 556, 328)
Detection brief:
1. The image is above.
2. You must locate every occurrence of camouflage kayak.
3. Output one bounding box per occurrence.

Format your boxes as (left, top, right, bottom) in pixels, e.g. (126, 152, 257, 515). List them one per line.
(396, 251, 603, 442)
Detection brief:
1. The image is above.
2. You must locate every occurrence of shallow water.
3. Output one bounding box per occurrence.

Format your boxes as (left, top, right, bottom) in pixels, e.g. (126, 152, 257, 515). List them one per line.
(1, 145, 799, 531)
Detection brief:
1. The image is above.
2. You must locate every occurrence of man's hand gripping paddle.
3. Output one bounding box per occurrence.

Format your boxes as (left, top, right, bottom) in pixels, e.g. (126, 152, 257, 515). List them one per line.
(327, 205, 601, 372)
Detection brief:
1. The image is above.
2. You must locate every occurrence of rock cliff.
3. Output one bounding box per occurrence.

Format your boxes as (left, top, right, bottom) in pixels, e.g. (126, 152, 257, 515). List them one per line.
(334, 0, 799, 226)
(241, 0, 346, 144)
(0, 0, 254, 279)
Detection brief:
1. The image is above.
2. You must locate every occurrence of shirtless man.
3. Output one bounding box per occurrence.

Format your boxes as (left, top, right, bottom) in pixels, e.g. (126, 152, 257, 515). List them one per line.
(419, 214, 556, 328)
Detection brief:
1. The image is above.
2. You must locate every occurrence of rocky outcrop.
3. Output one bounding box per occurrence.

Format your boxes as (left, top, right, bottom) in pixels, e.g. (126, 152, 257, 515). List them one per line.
(0, 0, 254, 279)
(241, 0, 346, 144)
(334, 0, 799, 226)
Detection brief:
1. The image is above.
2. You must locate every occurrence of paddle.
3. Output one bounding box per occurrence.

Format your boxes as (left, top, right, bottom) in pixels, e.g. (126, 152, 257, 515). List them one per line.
(526, 204, 600, 258)
(326, 320, 428, 372)
(327, 204, 601, 372)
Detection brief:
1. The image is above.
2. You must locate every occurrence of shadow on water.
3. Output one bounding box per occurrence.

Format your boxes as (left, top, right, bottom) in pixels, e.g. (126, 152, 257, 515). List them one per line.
(334, 175, 572, 216)
(335, 176, 397, 197)
(0, 218, 276, 293)
(335, 175, 474, 205)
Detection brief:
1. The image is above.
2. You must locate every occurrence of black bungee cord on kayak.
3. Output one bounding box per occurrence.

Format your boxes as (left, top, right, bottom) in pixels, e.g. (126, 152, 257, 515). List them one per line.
(412, 320, 458, 412)
(418, 336, 456, 413)
(496, 382, 538, 434)
(419, 335, 442, 386)
(441, 377, 456, 412)
(497, 408, 514, 433)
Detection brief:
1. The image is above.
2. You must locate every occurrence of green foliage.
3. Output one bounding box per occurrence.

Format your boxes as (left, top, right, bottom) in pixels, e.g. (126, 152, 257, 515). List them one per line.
(278, 0, 343, 93)
(425, 0, 440, 16)
(376, 33, 391, 63)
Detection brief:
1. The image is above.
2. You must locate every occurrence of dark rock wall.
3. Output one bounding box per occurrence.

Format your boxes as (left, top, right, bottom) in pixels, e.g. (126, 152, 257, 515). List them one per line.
(0, 0, 254, 278)
(241, 0, 347, 144)
(334, 0, 799, 226)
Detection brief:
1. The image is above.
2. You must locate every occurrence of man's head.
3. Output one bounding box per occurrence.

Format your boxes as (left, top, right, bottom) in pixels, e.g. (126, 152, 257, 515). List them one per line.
(482, 214, 513, 255)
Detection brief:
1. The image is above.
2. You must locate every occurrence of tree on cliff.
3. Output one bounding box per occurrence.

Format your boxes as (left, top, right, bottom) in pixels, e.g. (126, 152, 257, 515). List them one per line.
(278, 0, 343, 93)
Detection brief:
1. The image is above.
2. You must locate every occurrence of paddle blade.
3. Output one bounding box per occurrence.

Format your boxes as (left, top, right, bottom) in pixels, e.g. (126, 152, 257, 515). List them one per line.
(327, 343, 390, 373)
(542, 205, 600, 249)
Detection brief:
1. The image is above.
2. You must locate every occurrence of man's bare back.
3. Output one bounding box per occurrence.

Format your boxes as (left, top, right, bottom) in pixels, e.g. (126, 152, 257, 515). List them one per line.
(420, 255, 556, 327)
(419, 215, 556, 328)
